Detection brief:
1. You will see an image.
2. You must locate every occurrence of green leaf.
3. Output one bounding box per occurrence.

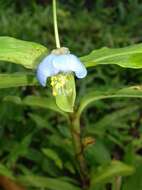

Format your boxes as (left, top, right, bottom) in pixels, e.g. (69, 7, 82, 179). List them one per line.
(52, 73, 76, 112)
(0, 36, 48, 69)
(85, 106, 139, 137)
(23, 96, 66, 115)
(7, 134, 32, 166)
(85, 140, 111, 165)
(64, 162, 76, 174)
(0, 73, 38, 88)
(90, 160, 134, 189)
(0, 164, 14, 179)
(42, 148, 63, 169)
(29, 113, 50, 129)
(122, 159, 142, 190)
(78, 85, 142, 115)
(4, 95, 67, 116)
(81, 43, 142, 68)
(18, 175, 81, 190)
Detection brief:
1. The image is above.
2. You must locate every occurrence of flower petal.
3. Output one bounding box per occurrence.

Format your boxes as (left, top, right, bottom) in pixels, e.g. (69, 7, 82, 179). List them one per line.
(37, 52, 87, 87)
(69, 54, 87, 78)
(36, 54, 59, 86)
(52, 54, 87, 78)
(52, 55, 70, 72)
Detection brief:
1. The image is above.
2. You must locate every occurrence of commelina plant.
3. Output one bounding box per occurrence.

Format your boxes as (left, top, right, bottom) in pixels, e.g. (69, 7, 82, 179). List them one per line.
(1, 0, 142, 189)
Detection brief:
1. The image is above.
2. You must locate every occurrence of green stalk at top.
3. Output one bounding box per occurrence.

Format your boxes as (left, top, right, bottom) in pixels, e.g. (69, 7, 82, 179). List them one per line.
(53, 0, 61, 48)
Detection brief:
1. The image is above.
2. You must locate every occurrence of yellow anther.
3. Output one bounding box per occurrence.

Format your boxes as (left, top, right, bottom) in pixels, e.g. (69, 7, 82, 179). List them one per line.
(50, 73, 73, 96)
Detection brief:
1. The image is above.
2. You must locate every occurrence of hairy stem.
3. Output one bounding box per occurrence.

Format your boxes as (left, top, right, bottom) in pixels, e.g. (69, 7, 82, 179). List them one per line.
(69, 113, 89, 189)
(52, 0, 61, 48)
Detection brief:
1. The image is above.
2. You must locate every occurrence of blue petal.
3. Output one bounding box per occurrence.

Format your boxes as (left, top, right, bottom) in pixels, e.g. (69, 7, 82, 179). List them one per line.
(36, 54, 59, 86)
(37, 53, 87, 87)
(52, 54, 87, 78)
(68, 54, 87, 78)
(52, 55, 70, 72)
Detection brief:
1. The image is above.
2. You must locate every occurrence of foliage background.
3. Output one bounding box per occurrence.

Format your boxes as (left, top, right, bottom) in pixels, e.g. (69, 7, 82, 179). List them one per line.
(0, 0, 142, 189)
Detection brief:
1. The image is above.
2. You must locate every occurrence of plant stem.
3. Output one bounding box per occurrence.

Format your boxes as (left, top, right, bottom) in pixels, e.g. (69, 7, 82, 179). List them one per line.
(69, 113, 89, 189)
(112, 176, 122, 190)
(52, 0, 61, 48)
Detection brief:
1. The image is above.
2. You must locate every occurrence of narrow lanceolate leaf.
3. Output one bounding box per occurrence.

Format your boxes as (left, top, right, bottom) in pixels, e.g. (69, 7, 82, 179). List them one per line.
(0, 164, 14, 179)
(42, 148, 63, 169)
(0, 73, 38, 88)
(78, 85, 142, 115)
(90, 160, 134, 189)
(4, 95, 66, 116)
(81, 43, 142, 68)
(18, 175, 81, 190)
(0, 37, 48, 69)
(23, 96, 65, 115)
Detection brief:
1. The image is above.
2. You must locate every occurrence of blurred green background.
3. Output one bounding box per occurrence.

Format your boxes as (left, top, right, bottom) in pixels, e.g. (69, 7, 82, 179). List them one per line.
(0, 0, 142, 190)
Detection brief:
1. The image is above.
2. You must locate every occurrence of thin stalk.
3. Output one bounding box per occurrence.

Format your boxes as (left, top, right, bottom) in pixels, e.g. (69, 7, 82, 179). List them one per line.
(52, 0, 61, 48)
(69, 113, 89, 189)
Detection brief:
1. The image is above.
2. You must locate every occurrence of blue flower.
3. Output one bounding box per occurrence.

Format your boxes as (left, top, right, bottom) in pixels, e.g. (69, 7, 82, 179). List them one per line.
(36, 53, 87, 87)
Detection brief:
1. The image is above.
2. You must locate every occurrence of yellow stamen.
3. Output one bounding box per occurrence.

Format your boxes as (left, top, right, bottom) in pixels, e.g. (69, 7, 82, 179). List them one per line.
(51, 73, 70, 96)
